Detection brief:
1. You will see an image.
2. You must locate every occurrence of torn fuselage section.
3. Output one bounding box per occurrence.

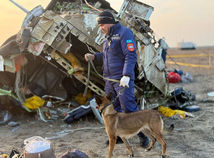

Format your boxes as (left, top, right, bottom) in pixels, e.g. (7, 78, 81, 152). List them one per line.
(0, 0, 169, 122)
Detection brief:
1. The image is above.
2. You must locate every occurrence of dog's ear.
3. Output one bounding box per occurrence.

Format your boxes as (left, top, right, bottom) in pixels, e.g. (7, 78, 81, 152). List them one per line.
(94, 95, 102, 105)
(106, 92, 113, 101)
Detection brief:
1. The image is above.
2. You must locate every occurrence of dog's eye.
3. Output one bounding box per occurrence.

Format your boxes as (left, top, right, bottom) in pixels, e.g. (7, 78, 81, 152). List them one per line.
(96, 106, 98, 109)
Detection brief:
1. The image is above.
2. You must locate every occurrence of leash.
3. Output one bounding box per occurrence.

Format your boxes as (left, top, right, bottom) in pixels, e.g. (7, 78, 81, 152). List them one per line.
(100, 87, 126, 114)
(89, 58, 120, 83)
(84, 45, 145, 112)
(83, 55, 91, 97)
(85, 44, 144, 92)
(100, 103, 111, 114)
(83, 45, 120, 96)
(86, 55, 126, 113)
(89, 58, 144, 92)
(83, 54, 121, 96)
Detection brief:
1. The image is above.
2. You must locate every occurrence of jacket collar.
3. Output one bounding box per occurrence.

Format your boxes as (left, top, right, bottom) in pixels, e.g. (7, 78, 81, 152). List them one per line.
(106, 22, 121, 38)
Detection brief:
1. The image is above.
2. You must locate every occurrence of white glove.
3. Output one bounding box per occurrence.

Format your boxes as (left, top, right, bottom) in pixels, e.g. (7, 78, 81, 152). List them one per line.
(119, 76, 130, 87)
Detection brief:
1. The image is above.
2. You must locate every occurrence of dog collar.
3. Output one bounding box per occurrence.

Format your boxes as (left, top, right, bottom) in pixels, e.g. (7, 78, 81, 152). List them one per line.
(100, 103, 112, 114)
(100, 88, 126, 114)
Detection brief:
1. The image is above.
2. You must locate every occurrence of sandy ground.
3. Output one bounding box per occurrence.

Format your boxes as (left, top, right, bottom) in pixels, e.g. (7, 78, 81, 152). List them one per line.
(0, 47, 214, 158)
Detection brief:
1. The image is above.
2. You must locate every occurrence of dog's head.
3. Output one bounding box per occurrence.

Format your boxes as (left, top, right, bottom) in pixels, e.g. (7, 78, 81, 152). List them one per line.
(95, 93, 112, 112)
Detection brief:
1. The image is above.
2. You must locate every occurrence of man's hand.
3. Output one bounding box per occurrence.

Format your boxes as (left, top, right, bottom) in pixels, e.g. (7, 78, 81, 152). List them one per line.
(84, 53, 95, 62)
(119, 76, 130, 87)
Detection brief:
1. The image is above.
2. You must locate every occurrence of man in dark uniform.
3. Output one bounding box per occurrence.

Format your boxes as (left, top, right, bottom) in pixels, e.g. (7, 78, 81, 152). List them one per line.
(85, 11, 149, 148)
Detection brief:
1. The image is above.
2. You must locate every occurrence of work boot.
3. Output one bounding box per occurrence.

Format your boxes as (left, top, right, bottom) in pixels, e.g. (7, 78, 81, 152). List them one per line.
(106, 136, 123, 145)
(137, 132, 150, 148)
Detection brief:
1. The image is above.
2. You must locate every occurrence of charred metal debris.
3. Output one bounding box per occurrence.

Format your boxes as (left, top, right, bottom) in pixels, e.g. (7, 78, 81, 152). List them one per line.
(0, 0, 170, 123)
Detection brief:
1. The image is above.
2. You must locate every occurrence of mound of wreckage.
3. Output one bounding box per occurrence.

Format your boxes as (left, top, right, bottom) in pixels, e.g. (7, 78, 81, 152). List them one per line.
(0, 0, 175, 124)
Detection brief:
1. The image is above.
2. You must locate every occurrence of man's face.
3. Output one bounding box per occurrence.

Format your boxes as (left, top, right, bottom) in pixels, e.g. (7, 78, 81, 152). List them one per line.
(98, 24, 113, 35)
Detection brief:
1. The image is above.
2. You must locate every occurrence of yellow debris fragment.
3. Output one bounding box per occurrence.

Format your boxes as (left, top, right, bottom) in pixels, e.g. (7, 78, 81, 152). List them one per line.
(24, 95, 45, 110)
(158, 106, 186, 118)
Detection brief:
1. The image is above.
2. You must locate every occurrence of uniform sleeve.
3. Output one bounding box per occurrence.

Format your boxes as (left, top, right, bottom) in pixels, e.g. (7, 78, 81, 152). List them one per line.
(94, 52, 103, 66)
(94, 39, 107, 65)
(120, 28, 137, 78)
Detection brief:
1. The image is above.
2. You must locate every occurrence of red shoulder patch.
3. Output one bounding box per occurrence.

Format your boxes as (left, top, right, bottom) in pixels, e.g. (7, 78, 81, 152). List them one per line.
(127, 43, 135, 51)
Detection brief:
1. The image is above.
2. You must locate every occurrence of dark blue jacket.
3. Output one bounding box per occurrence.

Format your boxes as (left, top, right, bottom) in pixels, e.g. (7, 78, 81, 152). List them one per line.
(95, 22, 137, 80)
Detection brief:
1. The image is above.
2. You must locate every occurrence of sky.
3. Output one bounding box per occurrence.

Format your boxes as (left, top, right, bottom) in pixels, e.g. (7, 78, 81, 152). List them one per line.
(0, 0, 213, 47)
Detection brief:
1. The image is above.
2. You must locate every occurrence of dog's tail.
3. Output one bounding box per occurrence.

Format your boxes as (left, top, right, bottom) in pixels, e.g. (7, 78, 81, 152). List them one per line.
(163, 124, 174, 134)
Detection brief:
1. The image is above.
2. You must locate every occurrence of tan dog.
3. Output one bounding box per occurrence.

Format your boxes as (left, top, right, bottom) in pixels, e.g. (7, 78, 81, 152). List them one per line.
(95, 93, 170, 158)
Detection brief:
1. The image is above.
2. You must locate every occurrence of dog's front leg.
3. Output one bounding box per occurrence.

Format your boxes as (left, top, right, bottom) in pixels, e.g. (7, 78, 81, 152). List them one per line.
(121, 137, 134, 157)
(107, 136, 117, 158)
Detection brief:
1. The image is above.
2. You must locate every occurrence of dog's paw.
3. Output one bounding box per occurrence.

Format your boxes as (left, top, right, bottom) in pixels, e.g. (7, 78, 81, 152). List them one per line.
(145, 148, 151, 152)
(161, 155, 170, 158)
(128, 154, 134, 157)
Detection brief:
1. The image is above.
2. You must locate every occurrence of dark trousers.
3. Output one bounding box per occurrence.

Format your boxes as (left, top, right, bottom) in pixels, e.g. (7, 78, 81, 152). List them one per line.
(105, 80, 138, 113)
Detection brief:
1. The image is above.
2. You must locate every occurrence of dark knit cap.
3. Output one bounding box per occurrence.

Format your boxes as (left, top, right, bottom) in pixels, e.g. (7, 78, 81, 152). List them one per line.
(96, 11, 116, 24)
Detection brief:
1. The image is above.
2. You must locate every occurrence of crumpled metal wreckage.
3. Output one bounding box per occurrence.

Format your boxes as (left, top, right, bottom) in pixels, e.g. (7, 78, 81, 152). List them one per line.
(0, 0, 169, 123)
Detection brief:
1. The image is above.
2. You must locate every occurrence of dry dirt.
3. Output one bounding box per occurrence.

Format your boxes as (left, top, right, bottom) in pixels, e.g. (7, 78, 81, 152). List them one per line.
(0, 47, 214, 158)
